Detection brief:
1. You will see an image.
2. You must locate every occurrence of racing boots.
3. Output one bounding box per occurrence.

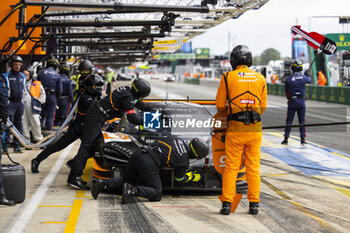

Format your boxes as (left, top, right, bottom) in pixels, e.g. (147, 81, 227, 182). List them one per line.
(92, 179, 108, 199)
(281, 137, 288, 145)
(220, 201, 231, 215)
(121, 183, 138, 204)
(31, 159, 40, 173)
(67, 175, 90, 190)
(249, 202, 259, 215)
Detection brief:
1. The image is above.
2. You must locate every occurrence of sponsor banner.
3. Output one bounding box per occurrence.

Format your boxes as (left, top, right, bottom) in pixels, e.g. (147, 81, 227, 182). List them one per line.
(326, 33, 350, 51)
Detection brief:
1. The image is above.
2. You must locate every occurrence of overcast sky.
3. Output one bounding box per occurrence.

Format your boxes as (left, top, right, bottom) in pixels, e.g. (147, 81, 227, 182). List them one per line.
(191, 0, 350, 57)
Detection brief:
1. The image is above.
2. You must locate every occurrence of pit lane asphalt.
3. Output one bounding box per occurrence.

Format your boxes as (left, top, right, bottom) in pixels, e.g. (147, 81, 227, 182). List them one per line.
(1, 80, 349, 233)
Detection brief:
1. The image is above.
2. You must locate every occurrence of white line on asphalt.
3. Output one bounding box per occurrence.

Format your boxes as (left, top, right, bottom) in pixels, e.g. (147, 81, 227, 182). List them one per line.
(8, 143, 75, 233)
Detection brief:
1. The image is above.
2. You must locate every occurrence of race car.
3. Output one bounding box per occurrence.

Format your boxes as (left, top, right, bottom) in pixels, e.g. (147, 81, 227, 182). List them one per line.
(163, 74, 176, 82)
(92, 101, 247, 192)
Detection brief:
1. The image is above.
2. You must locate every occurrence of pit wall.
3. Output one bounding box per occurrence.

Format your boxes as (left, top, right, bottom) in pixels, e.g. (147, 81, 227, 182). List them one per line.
(183, 78, 350, 105)
(267, 84, 350, 105)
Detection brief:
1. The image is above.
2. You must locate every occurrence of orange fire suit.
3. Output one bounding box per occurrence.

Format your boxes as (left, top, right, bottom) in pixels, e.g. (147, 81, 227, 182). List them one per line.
(216, 65, 267, 203)
(317, 71, 327, 86)
(270, 74, 279, 84)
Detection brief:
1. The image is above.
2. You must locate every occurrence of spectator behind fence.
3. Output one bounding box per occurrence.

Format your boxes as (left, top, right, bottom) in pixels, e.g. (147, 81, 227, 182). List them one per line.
(317, 71, 327, 86)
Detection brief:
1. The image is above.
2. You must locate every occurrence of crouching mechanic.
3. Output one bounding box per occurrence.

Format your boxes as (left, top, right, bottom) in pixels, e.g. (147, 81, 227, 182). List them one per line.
(91, 136, 209, 203)
(67, 78, 153, 190)
(31, 74, 104, 173)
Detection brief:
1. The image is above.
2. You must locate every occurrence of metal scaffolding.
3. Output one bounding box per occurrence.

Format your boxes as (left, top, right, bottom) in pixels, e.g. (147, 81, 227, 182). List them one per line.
(18, 0, 270, 65)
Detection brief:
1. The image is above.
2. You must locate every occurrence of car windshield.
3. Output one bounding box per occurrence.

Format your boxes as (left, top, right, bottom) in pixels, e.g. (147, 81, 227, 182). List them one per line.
(116, 102, 215, 167)
(117, 102, 216, 139)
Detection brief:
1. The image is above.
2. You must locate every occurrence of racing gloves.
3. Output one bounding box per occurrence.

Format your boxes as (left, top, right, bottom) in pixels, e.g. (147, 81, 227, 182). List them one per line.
(185, 171, 201, 183)
(174, 171, 201, 184)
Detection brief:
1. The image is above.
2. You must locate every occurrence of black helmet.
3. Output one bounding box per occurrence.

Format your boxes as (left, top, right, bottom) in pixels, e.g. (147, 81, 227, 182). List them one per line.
(230, 45, 252, 69)
(189, 138, 209, 160)
(291, 59, 303, 72)
(59, 63, 70, 75)
(84, 74, 104, 97)
(78, 60, 93, 74)
(10, 55, 23, 66)
(131, 78, 151, 98)
(47, 58, 59, 69)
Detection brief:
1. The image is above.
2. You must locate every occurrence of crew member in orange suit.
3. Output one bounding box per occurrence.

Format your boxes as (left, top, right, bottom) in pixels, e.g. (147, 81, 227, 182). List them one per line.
(270, 72, 279, 84)
(317, 71, 327, 86)
(216, 45, 267, 215)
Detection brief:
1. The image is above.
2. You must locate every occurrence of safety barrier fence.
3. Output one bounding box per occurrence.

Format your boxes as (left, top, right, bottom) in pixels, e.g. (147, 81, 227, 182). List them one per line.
(267, 84, 350, 105)
(184, 77, 200, 85)
(198, 78, 220, 88)
(182, 79, 350, 105)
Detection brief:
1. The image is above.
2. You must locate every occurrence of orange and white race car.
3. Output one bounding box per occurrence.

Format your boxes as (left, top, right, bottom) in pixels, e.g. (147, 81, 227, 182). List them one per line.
(92, 100, 247, 192)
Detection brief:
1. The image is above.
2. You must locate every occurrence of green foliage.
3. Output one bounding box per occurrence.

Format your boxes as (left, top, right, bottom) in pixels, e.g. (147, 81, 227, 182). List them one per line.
(253, 56, 260, 65)
(260, 48, 281, 65)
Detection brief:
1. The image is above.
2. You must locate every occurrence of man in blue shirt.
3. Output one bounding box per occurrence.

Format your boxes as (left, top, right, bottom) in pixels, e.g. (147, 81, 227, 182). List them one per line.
(1, 56, 26, 153)
(55, 63, 74, 126)
(281, 60, 312, 146)
(0, 74, 15, 205)
(38, 58, 62, 130)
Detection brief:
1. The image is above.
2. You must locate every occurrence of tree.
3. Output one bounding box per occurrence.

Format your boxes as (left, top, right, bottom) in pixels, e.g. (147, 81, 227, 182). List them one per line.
(253, 56, 260, 65)
(260, 48, 281, 65)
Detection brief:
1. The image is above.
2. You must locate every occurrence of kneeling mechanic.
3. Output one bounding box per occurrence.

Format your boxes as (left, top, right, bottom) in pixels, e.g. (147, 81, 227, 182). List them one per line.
(91, 136, 209, 203)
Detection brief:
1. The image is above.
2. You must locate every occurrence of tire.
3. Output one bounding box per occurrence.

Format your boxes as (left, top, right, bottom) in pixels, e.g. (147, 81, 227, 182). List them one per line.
(2, 164, 26, 203)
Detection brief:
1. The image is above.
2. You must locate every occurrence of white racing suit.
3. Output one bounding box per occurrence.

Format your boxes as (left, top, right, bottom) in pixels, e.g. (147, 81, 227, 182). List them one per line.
(22, 80, 46, 142)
